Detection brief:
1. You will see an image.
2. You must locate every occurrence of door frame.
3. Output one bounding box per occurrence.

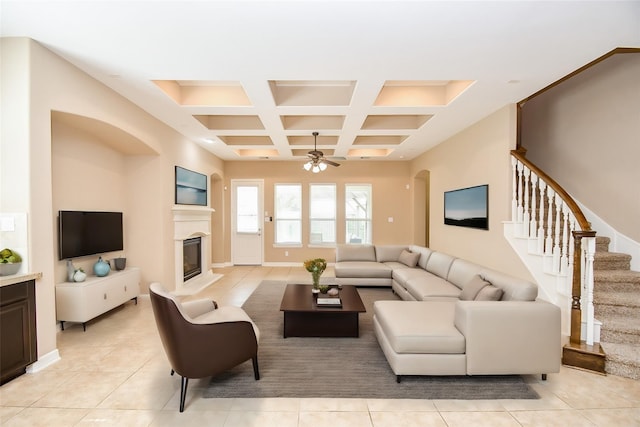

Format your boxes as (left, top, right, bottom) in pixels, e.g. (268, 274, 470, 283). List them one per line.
(230, 179, 264, 265)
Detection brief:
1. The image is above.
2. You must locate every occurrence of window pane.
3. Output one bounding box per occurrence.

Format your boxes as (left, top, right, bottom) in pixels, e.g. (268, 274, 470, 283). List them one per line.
(345, 184, 372, 244)
(237, 186, 259, 233)
(310, 184, 336, 244)
(275, 184, 301, 244)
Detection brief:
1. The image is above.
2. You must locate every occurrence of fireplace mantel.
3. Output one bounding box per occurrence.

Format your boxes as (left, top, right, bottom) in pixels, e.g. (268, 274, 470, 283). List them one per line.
(172, 205, 221, 295)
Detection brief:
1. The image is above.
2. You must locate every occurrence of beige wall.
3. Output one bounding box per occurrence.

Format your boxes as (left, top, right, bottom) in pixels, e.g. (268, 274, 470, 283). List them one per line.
(223, 161, 414, 263)
(411, 105, 533, 281)
(1, 38, 225, 360)
(521, 52, 640, 242)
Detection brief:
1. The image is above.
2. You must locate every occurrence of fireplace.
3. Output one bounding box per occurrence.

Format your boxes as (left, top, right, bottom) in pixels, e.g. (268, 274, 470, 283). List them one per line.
(183, 237, 202, 281)
(172, 205, 222, 295)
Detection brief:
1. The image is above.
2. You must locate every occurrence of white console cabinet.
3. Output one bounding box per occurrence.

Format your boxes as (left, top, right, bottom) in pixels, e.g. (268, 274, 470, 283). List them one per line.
(56, 267, 140, 331)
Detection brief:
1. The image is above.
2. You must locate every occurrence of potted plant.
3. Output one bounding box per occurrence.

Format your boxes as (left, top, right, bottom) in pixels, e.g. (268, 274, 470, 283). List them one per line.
(303, 258, 327, 293)
(0, 248, 22, 276)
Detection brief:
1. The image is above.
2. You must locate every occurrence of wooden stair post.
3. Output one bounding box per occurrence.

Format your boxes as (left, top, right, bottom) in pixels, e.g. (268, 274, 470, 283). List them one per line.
(562, 229, 606, 373)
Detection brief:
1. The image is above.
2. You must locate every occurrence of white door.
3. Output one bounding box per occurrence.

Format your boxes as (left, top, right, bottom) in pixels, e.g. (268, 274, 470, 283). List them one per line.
(231, 180, 263, 265)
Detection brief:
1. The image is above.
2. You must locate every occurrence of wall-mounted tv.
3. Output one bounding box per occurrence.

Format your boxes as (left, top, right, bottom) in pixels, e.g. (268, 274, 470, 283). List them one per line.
(444, 184, 489, 230)
(58, 210, 124, 260)
(175, 166, 207, 206)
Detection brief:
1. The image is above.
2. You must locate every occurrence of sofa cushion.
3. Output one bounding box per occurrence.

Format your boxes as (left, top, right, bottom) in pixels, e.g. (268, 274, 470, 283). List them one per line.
(475, 285, 504, 301)
(406, 276, 462, 301)
(409, 245, 433, 269)
(425, 252, 456, 279)
(398, 250, 420, 267)
(481, 269, 538, 301)
(335, 244, 376, 262)
(392, 267, 433, 287)
(447, 259, 484, 290)
(375, 245, 409, 263)
(459, 275, 491, 301)
(374, 301, 464, 354)
(334, 261, 392, 279)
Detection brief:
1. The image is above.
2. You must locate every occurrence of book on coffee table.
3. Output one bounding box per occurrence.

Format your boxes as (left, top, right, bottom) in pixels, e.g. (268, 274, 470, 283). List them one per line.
(316, 297, 342, 307)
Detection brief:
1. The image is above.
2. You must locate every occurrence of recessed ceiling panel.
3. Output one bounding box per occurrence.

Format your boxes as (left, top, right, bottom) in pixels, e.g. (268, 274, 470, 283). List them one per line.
(287, 135, 338, 146)
(353, 135, 407, 145)
(292, 148, 336, 157)
(270, 80, 356, 106)
(235, 149, 279, 157)
(347, 149, 394, 157)
(153, 80, 251, 106)
(281, 115, 345, 130)
(194, 115, 264, 130)
(219, 136, 273, 146)
(374, 80, 474, 106)
(361, 115, 432, 130)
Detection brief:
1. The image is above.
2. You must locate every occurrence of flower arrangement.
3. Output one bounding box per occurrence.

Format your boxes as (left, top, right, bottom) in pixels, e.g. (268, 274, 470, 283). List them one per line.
(303, 258, 327, 291)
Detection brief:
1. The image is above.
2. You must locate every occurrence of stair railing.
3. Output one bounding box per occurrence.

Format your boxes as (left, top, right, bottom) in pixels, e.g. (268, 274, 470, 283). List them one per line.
(510, 148, 598, 346)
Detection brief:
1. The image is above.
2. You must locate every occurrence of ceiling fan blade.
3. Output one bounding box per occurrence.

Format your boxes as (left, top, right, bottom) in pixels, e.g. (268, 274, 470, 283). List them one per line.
(322, 158, 340, 167)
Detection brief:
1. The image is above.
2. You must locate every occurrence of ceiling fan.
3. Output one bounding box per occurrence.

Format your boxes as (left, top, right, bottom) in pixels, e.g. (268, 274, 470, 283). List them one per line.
(304, 132, 340, 173)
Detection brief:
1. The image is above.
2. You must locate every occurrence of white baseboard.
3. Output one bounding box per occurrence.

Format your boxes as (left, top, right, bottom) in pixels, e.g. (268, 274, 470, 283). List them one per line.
(26, 349, 61, 374)
(211, 262, 233, 268)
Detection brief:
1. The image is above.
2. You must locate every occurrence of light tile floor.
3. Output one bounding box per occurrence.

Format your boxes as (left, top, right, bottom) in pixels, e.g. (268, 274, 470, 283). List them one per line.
(2, 266, 640, 426)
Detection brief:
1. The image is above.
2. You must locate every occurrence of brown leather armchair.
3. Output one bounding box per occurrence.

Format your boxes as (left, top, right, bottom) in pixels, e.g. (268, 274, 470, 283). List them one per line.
(149, 283, 260, 412)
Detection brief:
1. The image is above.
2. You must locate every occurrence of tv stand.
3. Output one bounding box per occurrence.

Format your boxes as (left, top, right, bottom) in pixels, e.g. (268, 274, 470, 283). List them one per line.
(55, 267, 140, 331)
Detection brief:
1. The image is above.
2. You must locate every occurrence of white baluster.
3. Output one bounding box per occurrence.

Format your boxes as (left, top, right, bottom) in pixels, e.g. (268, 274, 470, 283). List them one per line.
(529, 173, 538, 238)
(545, 188, 555, 256)
(511, 156, 518, 222)
(537, 181, 546, 254)
(516, 161, 524, 225)
(582, 236, 597, 345)
(522, 167, 531, 238)
(553, 193, 562, 274)
(560, 203, 569, 276)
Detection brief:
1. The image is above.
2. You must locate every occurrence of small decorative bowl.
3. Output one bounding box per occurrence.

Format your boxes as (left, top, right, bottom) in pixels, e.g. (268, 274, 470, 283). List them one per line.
(327, 287, 339, 296)
(318, 285, 330, 294)
(0, 262, 21, 276)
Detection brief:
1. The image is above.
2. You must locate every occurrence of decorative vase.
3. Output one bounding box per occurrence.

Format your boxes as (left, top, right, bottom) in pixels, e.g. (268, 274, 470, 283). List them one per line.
(73, 269, 86, 282)
(93, 256, 111, 277)
(66, 260, 75, 282)
(312, 271, 321, 293)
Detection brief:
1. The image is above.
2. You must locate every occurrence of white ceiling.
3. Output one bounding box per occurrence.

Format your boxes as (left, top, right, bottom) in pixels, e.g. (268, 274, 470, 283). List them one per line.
(2, 1, 639, 162)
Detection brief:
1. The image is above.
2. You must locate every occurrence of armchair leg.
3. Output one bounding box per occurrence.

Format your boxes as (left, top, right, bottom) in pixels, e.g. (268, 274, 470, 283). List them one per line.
(253, 356, 260, 380)
(179, 377, 189, 412)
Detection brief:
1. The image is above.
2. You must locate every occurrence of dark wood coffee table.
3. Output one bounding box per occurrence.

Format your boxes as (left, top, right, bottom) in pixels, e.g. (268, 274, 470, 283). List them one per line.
(279, 284, 366, 338)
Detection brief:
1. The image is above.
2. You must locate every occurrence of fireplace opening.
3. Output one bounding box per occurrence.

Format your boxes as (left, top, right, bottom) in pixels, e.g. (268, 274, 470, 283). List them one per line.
(183, 237, 202, 281)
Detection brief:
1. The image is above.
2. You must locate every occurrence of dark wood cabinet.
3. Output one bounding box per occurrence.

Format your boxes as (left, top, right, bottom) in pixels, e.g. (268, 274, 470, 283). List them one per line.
(0, 279, 37, 384)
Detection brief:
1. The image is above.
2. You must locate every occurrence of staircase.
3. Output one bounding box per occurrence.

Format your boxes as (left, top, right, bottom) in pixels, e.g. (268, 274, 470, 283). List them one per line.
(594, 236, 640, 379)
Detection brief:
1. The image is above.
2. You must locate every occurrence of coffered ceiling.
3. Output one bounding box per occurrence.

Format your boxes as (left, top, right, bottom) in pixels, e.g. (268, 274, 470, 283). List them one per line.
(1, 1, 638, 162)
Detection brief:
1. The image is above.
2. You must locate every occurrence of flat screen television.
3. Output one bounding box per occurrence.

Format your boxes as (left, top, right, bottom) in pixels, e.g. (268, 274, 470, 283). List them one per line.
(444, 184, 489, 230)
(58, 210, 124, 260)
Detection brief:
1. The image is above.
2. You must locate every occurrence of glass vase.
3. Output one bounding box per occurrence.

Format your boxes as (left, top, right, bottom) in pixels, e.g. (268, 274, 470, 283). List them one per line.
(312, 271, 321, 293)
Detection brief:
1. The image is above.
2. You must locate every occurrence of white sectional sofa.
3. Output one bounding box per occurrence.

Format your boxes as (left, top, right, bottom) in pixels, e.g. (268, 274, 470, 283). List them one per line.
(334, 244, 561, 382)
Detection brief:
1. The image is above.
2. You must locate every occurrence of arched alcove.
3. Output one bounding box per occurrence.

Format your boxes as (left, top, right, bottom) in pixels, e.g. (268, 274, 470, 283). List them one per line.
(413, 170, 430, 246)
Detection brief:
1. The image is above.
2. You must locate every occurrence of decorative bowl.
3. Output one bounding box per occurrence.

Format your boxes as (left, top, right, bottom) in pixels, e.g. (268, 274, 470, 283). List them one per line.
(0, 262, 21, 276)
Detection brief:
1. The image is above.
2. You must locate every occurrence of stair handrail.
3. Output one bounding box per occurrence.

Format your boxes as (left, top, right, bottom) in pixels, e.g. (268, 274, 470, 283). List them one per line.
(510, 148, 598, 350)
(511, 148, 591, 231)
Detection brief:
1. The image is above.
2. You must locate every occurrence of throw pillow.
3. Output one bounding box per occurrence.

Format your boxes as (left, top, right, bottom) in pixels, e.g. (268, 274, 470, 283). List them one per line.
(460, 274, 491, 300)
(398, 250, 420, 268)
(475, 284, 504, 301)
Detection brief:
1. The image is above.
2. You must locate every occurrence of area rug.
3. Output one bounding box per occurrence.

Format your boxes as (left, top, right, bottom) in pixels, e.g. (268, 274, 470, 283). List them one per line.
(204, 280, 539, 400)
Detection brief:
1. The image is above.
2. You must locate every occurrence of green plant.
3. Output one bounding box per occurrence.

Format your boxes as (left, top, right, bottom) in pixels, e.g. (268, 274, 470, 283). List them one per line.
(0, 248, 22, 264)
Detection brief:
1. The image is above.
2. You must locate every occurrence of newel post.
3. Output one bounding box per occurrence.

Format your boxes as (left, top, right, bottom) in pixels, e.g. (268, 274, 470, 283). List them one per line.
(570, 230, 597, 344)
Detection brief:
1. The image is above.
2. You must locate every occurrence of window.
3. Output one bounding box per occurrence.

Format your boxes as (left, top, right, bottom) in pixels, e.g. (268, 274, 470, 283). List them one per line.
(236, 185, 259, 233)
(345, 184, 372, 244)
(275, 184, 302, 244)
(309, 184, 336, 244)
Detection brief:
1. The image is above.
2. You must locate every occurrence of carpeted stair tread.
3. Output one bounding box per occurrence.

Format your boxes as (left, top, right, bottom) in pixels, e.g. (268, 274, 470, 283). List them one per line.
(594, 269, 640, 284)
(593, 252, 632, 270)
(601, 341, 640, 380)
(598, 313, 640, 345)
(595, 236, 611, 252)
(594, 291, 640, 309)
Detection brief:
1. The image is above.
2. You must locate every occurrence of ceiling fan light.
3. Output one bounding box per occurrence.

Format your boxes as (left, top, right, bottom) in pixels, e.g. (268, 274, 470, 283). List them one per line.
(303, 161, 312, 171)
(312, 164, 320, 173)
(319, 162, 327, 171)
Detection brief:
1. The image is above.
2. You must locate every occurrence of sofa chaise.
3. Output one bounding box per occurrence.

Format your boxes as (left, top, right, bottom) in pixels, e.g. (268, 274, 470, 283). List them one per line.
(334, 244, 561, 381)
